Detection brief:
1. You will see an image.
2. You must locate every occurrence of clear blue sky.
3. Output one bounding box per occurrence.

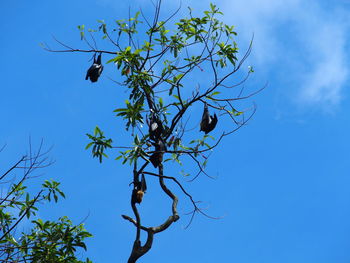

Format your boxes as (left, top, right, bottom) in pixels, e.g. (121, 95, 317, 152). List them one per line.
(1, 0, 350, 262)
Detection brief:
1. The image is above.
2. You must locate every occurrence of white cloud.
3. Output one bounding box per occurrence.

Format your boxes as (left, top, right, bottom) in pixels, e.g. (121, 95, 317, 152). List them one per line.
(298, 24, 348, 106)
(218, 0, 349, 108)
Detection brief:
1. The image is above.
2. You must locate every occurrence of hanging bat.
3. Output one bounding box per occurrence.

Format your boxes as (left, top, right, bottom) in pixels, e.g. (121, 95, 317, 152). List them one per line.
(132, 173, 147, 204)
(200, 102, 218, 134)
(85, 53, 103, 82)
(148, 112, 164, 141)
(150, 139, 166, 168)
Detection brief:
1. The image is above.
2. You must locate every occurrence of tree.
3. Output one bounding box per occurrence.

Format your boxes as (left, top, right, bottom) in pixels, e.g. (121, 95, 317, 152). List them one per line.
(0, 141, 92, 263)
(44, 1, 262, 262)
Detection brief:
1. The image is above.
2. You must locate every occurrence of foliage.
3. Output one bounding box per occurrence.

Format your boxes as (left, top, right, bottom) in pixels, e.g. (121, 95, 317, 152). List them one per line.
(86, 126, 113, 163)
(0, 144, 92, 263)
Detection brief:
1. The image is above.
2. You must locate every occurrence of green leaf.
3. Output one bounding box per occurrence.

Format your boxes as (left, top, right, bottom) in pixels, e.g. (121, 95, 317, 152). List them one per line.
(115, 155, 123, 160)
(210, 91, 220, 96)
(85, 142, 94, 150)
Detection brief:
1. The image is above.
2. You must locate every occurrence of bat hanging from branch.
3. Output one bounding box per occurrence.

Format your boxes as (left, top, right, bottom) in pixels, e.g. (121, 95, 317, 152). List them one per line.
(148, 111, 164, 142)
(200, 102, 218, 134)
(132, 173, 147, 204)
(85, 53, 103, 83)
(150, 139, 166, 168)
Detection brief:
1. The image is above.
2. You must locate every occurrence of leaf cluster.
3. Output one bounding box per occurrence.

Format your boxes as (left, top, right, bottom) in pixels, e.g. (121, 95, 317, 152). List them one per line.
(86, 126, 113, 163)
(0, 146, 92, 262)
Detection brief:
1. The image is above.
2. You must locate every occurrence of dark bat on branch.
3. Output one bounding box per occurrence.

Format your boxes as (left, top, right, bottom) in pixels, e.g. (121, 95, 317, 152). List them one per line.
(150, 139, 166, 168)
(200, 102, 218, 134)
(85, 53, 103, 82)
(132, 173, 147, 204)
(148, 112, 164, 142)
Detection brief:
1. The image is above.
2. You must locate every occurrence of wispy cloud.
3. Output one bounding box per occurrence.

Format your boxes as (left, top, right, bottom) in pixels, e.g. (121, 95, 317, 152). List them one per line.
(297, 19, 348, 106)
(218, 0, 349, 108)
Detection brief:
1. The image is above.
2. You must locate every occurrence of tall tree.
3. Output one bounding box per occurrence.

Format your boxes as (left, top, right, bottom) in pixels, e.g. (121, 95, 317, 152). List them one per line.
(45, 2, 262, 262)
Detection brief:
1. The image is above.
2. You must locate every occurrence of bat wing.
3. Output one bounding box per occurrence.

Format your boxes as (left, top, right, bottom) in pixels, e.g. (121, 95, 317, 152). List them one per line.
(207, 113, 218, 133)
(141, 174, 147, 192)
(150, 153, 159, 168)
(85, 66, 93, 80)
(200, 103, 210, 132)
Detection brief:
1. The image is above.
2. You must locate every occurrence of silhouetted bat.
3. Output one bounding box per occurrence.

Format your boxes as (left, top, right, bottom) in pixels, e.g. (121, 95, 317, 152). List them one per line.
(200, 102, 218, 134)
(148, 112, 164, 141)
(85, 53, 103, 82)
(150, 139, 166, 168)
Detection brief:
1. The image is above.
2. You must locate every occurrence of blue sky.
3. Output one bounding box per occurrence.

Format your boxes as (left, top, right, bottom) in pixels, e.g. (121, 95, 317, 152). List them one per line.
(1, 0, 350, 262)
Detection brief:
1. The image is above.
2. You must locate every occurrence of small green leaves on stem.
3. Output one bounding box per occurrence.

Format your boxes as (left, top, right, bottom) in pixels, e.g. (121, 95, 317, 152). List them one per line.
(115, 134, 149, 165)
(116, 11, 141, 37)
(86, 126, 113, 163)
(42, 179, 66, 202)
(189, 134, 214, 157)
(217, 42, 238, 67)
(114, 100, 144, 130)
(77, 25, 85, 40)
(248, 65, 254, 73)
